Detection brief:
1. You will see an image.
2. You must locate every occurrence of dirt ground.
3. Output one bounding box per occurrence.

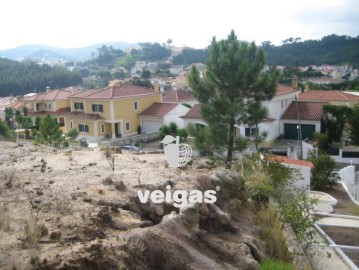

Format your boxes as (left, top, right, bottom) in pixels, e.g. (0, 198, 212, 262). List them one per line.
(0, 141, 263, 270)
(326, 184, 359, 216)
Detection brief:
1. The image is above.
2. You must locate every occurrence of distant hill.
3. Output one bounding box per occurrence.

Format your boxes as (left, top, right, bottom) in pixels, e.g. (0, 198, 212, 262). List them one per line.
(0, 42, 137, 62)
(262, 34, 359, 68)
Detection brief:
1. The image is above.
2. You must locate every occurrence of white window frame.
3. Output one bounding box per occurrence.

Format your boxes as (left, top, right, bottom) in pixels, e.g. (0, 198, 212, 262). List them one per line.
(134, 101, 139, 111)
(79, 124, 89, 133)
(92, 103, 103, 113)
(74, 102, 84, 110)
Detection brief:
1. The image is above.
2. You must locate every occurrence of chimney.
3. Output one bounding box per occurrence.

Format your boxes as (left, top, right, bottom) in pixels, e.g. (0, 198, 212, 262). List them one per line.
(46, 86, 50, 92)
(292, 75, 298, 90)
(153, 80, 160, 94)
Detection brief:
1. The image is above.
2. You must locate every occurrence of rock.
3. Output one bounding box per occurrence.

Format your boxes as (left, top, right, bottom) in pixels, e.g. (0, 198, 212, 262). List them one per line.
(246, 242, 265, 263)
(97, 210, 125, 230)
(139, 220, 153, 228)
(49, 231, 62, 240)
(195, 159, 215, 170)
(179, 203, 200, 231)
(83, 197, 92, 203)
(49, 180, 54, 184)
(113, 181, 126, 191)
(102, 177, 113, 185)
(36, 190, 44, 196)
(207, 203, 230, 225)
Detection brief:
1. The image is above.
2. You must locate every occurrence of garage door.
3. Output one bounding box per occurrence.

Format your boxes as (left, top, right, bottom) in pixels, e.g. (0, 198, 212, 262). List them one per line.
(142, 120, 162, 134)
(284, 124, 315, 140)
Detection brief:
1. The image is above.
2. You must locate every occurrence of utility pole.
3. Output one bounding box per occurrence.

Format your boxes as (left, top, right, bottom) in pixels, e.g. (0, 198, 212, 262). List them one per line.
(295, 95, 302, 159)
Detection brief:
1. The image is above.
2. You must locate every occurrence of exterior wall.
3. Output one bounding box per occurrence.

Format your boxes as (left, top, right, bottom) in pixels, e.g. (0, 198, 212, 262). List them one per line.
(339, 166, 358, 202)
(65, 118, 95, 137)
(236, 120, 280, 142)
(302, 140, 316, 159)
(280, 120, 321, 136)
(113, 94, 161, 137)
(70, 98, 86, 112)
(55, 99, 70, 110)
(163, 104, 190, 128)
(283, 163, 311, 194)
(84, 99, 111, 120)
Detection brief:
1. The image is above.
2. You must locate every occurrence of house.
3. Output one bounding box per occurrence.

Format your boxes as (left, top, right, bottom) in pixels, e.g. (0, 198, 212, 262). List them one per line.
(23, 84, 161, 142)
(23, 87, 79, 128)
(299, 90, 359, 107)
(139, 103, 190, 133)
(170, 65, 184, 75)
(281, 101, 328, 140)
(182, 84, 301, 143)
(162, 90, 198, 106)
(0, 96, 17, 121)
(68, 84, 161, 141)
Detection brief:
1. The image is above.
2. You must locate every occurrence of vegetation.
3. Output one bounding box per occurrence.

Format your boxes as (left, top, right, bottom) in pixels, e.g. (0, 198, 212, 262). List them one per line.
(260, 259, 295, 270)
(188, 30, 279, 163)
(38, 114, 63, 147)
(262, 34, 359, 68)
(66, 128, 79, 140)
(172, 47, 210, 65)
(347, 104, 359, 145)
(0, 58, 82, 96)
(159, 122, 188, 141)
(308, 150, 339, 190)
(0, 120, 13, 140)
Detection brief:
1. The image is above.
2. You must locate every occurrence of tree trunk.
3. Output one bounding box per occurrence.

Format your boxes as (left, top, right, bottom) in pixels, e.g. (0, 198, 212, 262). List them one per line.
(227, 117, 235, 163)
(255, 123, 259, 151)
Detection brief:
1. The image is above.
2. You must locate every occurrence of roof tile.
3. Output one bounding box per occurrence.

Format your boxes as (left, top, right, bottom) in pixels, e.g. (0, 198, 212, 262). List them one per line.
(282, 101, 328, 121)
(182, 104, 201, 119)
(139, 103, 177, 117)
(299, 90, 359, 102)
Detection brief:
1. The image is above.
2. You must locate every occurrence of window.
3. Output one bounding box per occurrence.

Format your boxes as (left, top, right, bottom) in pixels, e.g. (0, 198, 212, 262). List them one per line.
(101, 124, 104, 133)
(281, 100, 284, 108)
(285, 99, 287, 107)
(125, 121, 130, 131)
(79, 124, 89, 133)
(74, 102, 84, 110)
(134, 101, 138, 111)
(245, 127, 258, 137)
(92, 104, 103, 112)
(70, 121, 73, 129)
(45, 104, 47, 109)
(49, 104, 51, 109)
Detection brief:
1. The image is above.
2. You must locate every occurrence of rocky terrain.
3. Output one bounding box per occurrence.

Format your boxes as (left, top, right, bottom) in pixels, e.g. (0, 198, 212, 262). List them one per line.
(0, 141, 265, 270)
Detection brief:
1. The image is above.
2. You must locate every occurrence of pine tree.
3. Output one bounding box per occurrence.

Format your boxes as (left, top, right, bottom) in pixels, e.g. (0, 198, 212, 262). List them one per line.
(39, 114, 63, 147)
(188, 30, 279, 163)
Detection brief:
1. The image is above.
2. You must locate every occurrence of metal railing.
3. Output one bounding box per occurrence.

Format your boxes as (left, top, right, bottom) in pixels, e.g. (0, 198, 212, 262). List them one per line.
(109, 132, 160, 147)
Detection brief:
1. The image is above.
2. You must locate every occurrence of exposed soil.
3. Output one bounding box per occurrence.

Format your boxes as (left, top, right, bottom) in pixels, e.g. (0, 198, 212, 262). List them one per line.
(0, 141, 264, 270)
(325, 184, 359, 216)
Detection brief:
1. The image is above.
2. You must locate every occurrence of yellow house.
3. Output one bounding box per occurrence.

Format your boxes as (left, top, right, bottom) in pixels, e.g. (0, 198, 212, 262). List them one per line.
(22, 87, 79, 129)
(22, 84, 161, 141)
(67, 84, 161, 141)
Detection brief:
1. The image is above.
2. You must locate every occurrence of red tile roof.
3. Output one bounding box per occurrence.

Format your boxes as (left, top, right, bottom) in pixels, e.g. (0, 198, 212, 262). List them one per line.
(162, 90, 195, 103)
(28, 108, 103, 120)
(299, 90, 359, 102)
(181, 104, 201, 119)
(270, 155, 314, 168)
(276, 84, 298, 96)
(139, 103, 177, 117)
(70, 89, 101, 98)
(6, 101, 23, 109)
(282, 101, 328, 121)
(75, 84, 156, 99)
(23, 87, 79, 101)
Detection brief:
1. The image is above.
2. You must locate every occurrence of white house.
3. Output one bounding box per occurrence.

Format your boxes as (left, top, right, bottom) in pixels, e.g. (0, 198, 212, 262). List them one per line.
(139, 103, 190, 133)
(182, 84, 301, 143)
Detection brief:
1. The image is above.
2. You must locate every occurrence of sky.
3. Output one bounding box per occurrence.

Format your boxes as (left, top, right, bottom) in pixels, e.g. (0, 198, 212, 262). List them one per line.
(0, 0, 358, 50)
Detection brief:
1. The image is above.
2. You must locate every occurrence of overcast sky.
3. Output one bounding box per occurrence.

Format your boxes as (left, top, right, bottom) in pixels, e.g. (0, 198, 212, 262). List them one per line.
(1, 0, 358, 50)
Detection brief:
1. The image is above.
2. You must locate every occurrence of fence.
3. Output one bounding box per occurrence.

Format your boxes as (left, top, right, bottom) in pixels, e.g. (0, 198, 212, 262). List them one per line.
(339, 166, 359, 202)
(109, 132, 160, 147)
(309, 244, 359, 270)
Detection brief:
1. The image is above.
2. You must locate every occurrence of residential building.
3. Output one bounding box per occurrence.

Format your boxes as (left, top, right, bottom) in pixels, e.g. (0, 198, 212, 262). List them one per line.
(182, 84, 300, 143)
(23, 84, 161, 142)
(139, 103, 190, 133)
(162, 90, 198, 106)
(170, 65, 184, 75)
(281, 101, 328, 140)
(299, 90, 359, 107)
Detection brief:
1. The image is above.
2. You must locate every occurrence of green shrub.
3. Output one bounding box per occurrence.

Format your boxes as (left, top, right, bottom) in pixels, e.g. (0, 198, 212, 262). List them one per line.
(260, 259, 295, 270)
(67, 128, 79, 140)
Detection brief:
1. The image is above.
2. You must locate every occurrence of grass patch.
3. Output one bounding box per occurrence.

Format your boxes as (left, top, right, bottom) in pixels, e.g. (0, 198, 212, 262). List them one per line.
(260, 259, 295, 270)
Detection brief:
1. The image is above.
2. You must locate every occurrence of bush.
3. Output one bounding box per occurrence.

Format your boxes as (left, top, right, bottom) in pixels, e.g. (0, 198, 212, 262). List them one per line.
(307, 150, 339, 190)
(67, 128, 79, 140)
(0, 120, 14, 140)
(177, 128, 188, 141)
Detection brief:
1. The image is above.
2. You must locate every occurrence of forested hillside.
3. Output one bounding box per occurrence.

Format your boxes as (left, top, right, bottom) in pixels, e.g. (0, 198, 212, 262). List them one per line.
(0, 58, 82, 96)
(262, 34, 359, 67)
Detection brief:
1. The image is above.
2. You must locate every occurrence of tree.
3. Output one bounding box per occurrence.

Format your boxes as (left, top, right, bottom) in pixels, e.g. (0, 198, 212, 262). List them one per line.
(348, 104, 359, 145)
(308, 150, 339, 190)
(0, 120, 13, 140)
(4, 108, 14, 128)
(39, 114, 63, 147)
(243, 101, 269, 150)
(67, 128, 79, 141)
(188, 30, 279, 163)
